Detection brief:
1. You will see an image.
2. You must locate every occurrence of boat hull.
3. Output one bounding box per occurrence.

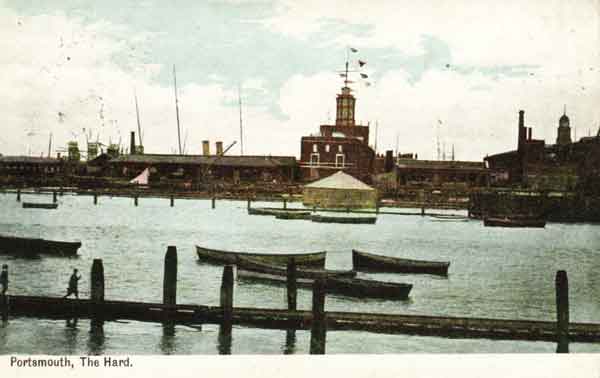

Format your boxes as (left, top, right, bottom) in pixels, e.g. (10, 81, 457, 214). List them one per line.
(22, 202, 58, 209)
(352, 249, 450, 276)
(310, 215, 377, 224)
(196, 245, 326, 268)
(0, 235, 81, 257)
(483, 217, 546, 228)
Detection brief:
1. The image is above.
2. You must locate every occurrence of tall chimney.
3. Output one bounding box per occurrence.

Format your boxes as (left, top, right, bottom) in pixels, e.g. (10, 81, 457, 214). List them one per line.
(528, 127, 532, 141)
(518, 110, 524, 128)
(202, 140, 210, 156)
(216, 141, 223, 155)
(518, 110, 526, 150)
(130, 131, 136, 155)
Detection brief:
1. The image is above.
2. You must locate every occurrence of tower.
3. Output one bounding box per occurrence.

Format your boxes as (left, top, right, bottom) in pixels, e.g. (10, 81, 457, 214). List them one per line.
(335, 86, 356, 127)
(556, 107, 572, 146)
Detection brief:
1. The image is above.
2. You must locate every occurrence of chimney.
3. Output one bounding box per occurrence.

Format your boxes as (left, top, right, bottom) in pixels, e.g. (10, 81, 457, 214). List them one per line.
(518, 110, 526, 150)
(130, 131, 136, 155)
(202, 140, 210, 156)
(384, 150, 394, 173)
(528, 127, 532, 141)
(216, 141, 223, 155)
(518, 110, 524, 128)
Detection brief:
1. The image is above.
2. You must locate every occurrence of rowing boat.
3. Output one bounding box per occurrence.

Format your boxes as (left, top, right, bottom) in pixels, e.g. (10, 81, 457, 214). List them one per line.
(196, 245, 326, 268)
(247, 207, 280, 216)
(429, 214, 469, 222)
(0, 234, 81, 258)
(236, 256, 355, 280)
(274, 211, 311, 220)
(483, 217, 546, 228)
(310, 215, 377, 224)
(22, 202, 58, 209)
(352, 249, 450, 276)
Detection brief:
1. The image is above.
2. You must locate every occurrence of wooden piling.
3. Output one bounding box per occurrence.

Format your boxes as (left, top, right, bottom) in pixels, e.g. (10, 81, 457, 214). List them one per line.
(163, 246, 178, 307)
(421, 206, 425, 216)
(134, 195, 138, 206)
(556, 270, 569, 353)
(90, 259, 105, 330)
(1, 295, 7, 322)
(310, 278, 327, 354)
(16, 189, 20, 202)
(286, 260, 297, 311)
(93, 193, 98, 205)
(247, 198, 251, 210)
(212, 197, 216, 209)
(283, 198, 287, 210)
(170, 195, 174, 207)
(220, 265, 234, 336)
(52, 191, 57, 203)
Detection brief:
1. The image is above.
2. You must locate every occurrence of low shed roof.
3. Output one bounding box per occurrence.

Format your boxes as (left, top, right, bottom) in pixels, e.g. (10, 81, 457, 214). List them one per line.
(305, 171, 374, 191)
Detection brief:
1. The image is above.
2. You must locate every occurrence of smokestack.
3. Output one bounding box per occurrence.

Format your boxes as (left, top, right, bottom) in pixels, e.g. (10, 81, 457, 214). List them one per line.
(130, 131, 136, 155)
(528, 127, 532, 141)
(202, 140, 210, 156)
(518, 110, 524, 128)
(518, 110, 526, 150)
(216, 141, 223, 155)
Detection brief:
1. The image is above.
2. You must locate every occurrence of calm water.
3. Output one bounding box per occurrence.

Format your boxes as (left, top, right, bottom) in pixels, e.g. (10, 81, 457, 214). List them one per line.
(0, 192, 599, 354)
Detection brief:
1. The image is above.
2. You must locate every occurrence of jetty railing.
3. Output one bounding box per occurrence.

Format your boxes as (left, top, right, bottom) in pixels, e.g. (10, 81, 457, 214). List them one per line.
(0, 247, 594, 354)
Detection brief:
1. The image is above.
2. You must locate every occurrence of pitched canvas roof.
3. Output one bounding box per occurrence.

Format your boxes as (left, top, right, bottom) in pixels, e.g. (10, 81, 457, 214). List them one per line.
(305, 171, 374, 191)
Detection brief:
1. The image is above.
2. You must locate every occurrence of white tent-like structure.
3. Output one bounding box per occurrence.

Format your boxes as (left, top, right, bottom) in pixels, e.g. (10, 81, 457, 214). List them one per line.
(129, 168, 149, 185)
(303, 171, 377, 209)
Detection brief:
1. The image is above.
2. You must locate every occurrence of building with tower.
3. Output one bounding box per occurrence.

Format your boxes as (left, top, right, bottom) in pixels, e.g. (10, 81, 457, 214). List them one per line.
(556, 109, 572, 145)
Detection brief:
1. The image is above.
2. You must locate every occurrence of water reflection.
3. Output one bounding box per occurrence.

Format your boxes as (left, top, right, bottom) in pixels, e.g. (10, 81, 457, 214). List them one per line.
(217, 328, 232, 355)
(64, 318, 79, 354)
(87, 319, 105, 355)
(159, 322, 176, 354)
(283, 329, 296, 354)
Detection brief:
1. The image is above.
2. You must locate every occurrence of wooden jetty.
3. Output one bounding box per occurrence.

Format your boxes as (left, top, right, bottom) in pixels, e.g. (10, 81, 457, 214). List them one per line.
(352, 249, 450, 276)
(0, 234, 81, 257)
(22, 202, 58, 209)
(310, 214, 377, 224)
(196, 245, 327, 268)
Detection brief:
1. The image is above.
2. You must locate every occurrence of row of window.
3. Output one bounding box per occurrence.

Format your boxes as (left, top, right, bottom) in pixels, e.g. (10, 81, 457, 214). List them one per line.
(313, 144, 343, 153)
(309, 153, 345, 167)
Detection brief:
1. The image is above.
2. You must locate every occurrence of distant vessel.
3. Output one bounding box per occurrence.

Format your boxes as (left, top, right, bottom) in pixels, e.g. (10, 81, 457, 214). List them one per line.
(22, 202, 58, 209)
(483, 216, 546, 228)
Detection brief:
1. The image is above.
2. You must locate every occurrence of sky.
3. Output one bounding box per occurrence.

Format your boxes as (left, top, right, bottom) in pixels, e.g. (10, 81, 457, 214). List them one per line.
(0, 0, 598, 161)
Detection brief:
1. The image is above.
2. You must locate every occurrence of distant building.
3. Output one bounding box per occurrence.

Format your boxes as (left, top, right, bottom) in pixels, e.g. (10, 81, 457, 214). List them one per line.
(485, 109, 600, 191)
(299, 85, 375, 183)
(302, 170, 377, 208)
(395, 158, 489, 189)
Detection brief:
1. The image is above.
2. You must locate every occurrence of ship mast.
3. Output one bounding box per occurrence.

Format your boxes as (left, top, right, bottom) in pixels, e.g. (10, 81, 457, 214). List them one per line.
(173, 65, 183, 155)
(134, 89, 143, 147)
(238, 84, 244, 156)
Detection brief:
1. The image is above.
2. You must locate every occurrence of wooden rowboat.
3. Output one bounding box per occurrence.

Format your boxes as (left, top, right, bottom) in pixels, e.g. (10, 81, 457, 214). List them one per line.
(310, 214, 377, 224)
(247, 207, 280, 216)
(275, 211, 311, 220)
(0, 234, 81, 258)
(483, 217, 546, 228)
(429, 214, 469, 222)
(236, 256, 355, 280)
(352, 249, 450, 276)
(196, 245, 326, 268)
(22, 202, 58, 209)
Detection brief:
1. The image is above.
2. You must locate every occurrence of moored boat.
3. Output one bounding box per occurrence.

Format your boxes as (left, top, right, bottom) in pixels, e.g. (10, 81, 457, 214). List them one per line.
(196, 245, 326, 268)
(310, 214, 377, 224)
(22, 202, 58, 209)
(483, 216, 546, 228)
(352, 249, 450, 276)
(236, 256, 355, 281)
(275, 211, 311, 220)
(247, 207, 280, 216)
(0, 234, 81, 257)
(429, 214, 469, 222)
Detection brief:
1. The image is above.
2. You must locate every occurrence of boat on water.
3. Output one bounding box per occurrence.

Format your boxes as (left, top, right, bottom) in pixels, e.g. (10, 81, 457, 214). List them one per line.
(429, 214, 469, 222)
(247, 207, 280, 216)
(352, 249, 450, 276)
(483, 216, 546, 228)
(275, 211, 311, 220)
(0, 234, 81, 257)
(22, 202, 58, 209)
(196, 245, 326, 268)
(310, 214, 377, 224)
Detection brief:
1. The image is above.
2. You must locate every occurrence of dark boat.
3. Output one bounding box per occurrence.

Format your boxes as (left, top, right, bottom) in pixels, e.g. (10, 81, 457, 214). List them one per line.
(235, 256, 355, 284)
(196, 245, 326, 268)
(310, 214, 377, 224)
(0, 234, 81, 257)
(483, 216, 546, 228)
(429, 214, 469, 222)
(352, 249, 450, 276)
(324, 277, 412, 300)
(22, 202, 58, 209)
(275, 211, 311, 220)
(247, 207, 280, 216)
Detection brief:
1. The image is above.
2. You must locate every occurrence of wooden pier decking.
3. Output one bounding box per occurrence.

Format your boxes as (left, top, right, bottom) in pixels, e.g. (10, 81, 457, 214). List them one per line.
(5, 294, 600, 343)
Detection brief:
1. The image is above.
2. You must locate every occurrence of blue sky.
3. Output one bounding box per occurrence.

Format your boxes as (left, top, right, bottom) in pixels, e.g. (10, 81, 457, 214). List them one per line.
(1, 0, 598, 159)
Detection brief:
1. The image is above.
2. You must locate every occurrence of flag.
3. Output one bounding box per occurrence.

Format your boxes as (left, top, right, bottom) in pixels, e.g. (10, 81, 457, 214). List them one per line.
(360, 73, 368, 79)
(350, 47, 358, 53)
(365, 82, 371, 87)
(358, 60, 366, 67)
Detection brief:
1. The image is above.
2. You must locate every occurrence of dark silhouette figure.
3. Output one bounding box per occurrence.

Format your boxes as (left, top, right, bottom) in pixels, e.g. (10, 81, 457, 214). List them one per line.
(0, 265, 8, 295)
(63, 269, 81, 299)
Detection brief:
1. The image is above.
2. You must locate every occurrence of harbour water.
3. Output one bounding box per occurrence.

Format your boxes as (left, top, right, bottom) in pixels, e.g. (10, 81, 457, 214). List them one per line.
(0, 192, 599, 354)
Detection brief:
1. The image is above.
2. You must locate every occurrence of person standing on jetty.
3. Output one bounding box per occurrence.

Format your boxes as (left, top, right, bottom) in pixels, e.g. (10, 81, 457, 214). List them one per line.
(63, 269, 81, 299)
(1, 264, 8, 295)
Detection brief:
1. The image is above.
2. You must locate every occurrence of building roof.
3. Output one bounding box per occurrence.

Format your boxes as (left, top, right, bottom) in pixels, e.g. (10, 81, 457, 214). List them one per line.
(396, 159, 486, 170)
(98, 154, 296, 168)
(305, 170, 374, 191)
(0, 156, 62, 164)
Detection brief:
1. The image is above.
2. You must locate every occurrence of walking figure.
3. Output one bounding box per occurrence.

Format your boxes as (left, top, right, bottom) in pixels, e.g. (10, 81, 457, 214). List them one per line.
(63, 269, 81, 299)
(0, 265, 8, 295)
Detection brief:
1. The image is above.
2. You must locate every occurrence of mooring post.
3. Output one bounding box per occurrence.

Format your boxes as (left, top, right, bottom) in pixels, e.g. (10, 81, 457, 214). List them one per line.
(52, 191, 57, 203)
(283, 198, 287, 210)
(376, 201, 380, 215)
(16, 189, 20, 202)
(220, 265, 234, 336)
(170, 195, 174, 207)
(247, 198, 251, 210)
(93, 193, 98, 205)
(556, 270, 569, 353)
(1, 266, 8, 322)
(310, 278, 327, 354)
(212, 197, 216, 209)
(421, 206, 425, 216)
(134, 195, 138, 207)
(286, 259, 297, 311)
(163, 246, 178, 307)
(90, 259, 105, 329)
